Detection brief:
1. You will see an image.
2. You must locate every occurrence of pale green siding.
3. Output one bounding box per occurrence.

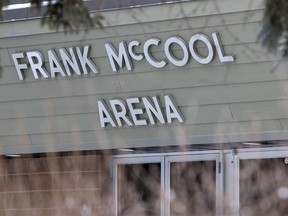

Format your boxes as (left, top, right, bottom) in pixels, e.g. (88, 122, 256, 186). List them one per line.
(2, 0, 288, 154)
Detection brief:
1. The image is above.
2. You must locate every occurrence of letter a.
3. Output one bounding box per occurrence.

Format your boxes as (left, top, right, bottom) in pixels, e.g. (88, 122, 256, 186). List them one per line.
(165, 95, 184, 123)
(98, 100, 116, 127)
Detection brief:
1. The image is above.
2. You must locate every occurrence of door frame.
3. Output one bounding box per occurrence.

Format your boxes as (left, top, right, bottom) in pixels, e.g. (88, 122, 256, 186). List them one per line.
(165, 152, 224, 216)
(112, 155, 165, 216)
(112, 150, 224, 216)
(231, 146, 288, 216)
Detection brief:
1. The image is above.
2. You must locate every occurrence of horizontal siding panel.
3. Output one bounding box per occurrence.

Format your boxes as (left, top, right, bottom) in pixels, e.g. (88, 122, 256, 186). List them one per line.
(0, 114, 103, 136)
(0, 66, 25, 84)
(226, 61, 288, 83)
(28, 127, 175, 149)
(6, 130, 127, 153)
(206, 10, 262, 26)
(0, 97, 97, 119)
(177, 120, 282, 136)
(164, 80, 288, 106)
(0, 135, 31, 147)
(116, 62, 285, 92)
(0, 76, 122, 102)
(224, 43, 275, 63)
(182, 105, 233, 124)
(27, 120, 281, 151)
(280, 119, 288, 131)
(0, 19, 51, 38)
(0, 48, 11, 67)
(117, 66, 229, 92)
(230, 100, 288, 121)
(1, 64, 108, 83)
(0, 22, 14, 37)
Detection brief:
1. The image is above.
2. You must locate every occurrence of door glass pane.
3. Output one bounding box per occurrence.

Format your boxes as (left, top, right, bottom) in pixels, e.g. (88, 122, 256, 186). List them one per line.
(170, 161, 216, 216)
(240, 158, 288, 216)
(117, 163, 161, 216)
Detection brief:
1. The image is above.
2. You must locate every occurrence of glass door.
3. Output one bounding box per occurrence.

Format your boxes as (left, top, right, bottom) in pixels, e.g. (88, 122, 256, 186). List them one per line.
(234, 148, 288, 216)
(113, 156, 164, 216)
(165, 152, 223, 216)
(113, 147, 288, 216)
(113, 151, 223, 216)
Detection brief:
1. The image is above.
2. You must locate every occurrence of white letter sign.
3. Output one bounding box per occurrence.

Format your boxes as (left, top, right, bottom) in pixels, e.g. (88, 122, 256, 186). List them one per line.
(98, 95, 184, 128)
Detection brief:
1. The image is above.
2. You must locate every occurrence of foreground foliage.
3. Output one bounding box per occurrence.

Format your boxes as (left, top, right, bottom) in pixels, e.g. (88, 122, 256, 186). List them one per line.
(0, 0, 103, 32)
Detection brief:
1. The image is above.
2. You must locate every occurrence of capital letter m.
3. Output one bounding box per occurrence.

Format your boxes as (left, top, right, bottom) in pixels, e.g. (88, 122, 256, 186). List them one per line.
(105, 42, 133, 72)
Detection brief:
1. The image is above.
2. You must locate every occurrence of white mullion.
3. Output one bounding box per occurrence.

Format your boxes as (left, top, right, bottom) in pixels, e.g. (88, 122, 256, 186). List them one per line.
(112, 162, 118, 216)
(216, 151, 224, 216)
(161, 156, 166, 216)
(164, 156, 170, 216)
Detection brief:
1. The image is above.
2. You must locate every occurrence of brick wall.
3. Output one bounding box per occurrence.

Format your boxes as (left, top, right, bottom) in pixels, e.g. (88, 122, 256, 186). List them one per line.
(0, 151, 111, 216)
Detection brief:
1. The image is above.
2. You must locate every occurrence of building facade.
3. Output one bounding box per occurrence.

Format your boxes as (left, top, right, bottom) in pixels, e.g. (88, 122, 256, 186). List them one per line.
(1, 0, 288, 215)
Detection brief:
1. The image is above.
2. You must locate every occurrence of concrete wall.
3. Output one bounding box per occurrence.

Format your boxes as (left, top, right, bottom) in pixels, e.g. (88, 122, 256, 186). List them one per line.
(1, 0, 288, 154)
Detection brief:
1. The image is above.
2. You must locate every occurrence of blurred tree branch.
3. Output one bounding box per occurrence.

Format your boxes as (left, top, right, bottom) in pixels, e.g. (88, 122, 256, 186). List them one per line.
(0, 0, 104, 32)
(257, 0, 288, 72)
